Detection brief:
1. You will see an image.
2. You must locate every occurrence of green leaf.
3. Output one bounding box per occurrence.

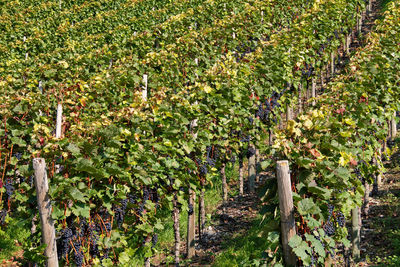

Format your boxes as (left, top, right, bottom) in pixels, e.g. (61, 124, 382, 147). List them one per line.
(69, 188, 86, 202)
(305, 233, 326, 258)
(66, 143, 80, 155)
(297, 198, 321, 215)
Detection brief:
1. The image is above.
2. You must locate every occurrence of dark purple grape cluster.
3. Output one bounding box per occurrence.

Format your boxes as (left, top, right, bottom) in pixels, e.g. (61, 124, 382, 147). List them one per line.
(324, 204, 336, 236)
(60, 227, 73, 258)
(234, 37, 258, 62)
(114, 198, 128, 228)
(151, 234, 158, 248)
(104, 222, 111, 233)
(88, 222, 100, 258)
(240, 135, 250, 143)
(324, 221, 335, 236)
(0, 209, 7, 225)
(4, 179, 14, 199)
(72, 239, 84, 267)
(255, 89, 287, 124)
(199, 164, 208, 176)
(301, 63, 314, 78)
(128, 194, 137, 204)
(308, 251, 316, 267)
(229, 155, 236, 164)
(143, 187, 150, 201)
(354, 167, 364, 183)
(336, 211, 345, 227)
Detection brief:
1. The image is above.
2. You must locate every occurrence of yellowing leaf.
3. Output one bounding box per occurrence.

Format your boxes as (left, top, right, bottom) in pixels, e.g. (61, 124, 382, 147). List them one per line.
(203, 85, 213, 93)
(304, 119, 313, 129)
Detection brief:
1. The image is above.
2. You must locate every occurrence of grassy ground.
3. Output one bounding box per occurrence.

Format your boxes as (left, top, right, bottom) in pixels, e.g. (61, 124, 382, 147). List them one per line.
(153, 162, 237, 265)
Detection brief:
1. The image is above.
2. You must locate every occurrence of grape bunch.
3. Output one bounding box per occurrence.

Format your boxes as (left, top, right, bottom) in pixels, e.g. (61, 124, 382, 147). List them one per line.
(336, 211, 345, 227)
(151, 234, 158, 248)
(72, 239, 84, 267)
(324, 204, 336, 236)
(0, 210, 7, 225)
(60, 227, 73, 258)
(324, 221, 335, 236)
(4, 179, 14, 200)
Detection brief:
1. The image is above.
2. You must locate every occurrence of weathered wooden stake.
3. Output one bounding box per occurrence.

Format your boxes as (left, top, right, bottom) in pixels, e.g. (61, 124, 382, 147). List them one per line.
(351, 207, 361, 259)
(368, 0, 372, 16)
(276, 160, 296, 267)
(357, 9, 362, 35)
(248, 146, 256, 193)
(142, 74, 148, 101)
(363, 182, 370, 216)
(331, 52, 335, 74)
(33, 158, 59, 267)
(346, 34, 351, 55)
(221, 163, 228, 201)
(239, 155, 244, 196)
(311, 78, 316, 106)
(187, 188, 196, 258)
(172, 193, 181, 266)
(286, 104, 293, 122)
(391, 111, 397, 139)
(255, 149, 260, 183)
(198, 187, 206, 240)
(298, 83, 303, 113)
(56, 103, 62, 139)
(321, 69, 325, 87)
(268, 129, 274, 146)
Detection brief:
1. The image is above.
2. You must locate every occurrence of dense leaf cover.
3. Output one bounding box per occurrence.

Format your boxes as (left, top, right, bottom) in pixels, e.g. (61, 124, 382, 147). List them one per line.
(0, 0, 383, 265)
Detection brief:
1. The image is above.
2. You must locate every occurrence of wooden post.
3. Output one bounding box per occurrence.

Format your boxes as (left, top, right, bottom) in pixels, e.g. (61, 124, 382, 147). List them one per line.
(195, 58, 199, 79)
(346, 34, 351, 55)
(357, 8, 362, 35)
(276, 161, 296, 266)
(248, 146, 256, 194)
(311, 78, 316, 106)
(351, 207, 361, 259)
(187, 188, 195, 258)
(239, 155, 244, 196)
(255, 148, 260, 183)
(55, 103, 63, 174)
(377, 155, 383, 187)
(33, 158, 59, 267)
(326, 64, 330, 82)
(298, 83, 303, 113)
(331, 52, 335, 74)
(261, 10, 264, 24)
(363, 182, 370, 216)
(56, 103, 62, 138)
(172, 193, 181, 266)
(286, 104, 293, 122)
(391, 111, 397, 139)
(198, 187, 205, 238)
(142, 74, 148, 101)
(221, 163, 228, 201)
(268, 129, 274, 146)
(321, 69, 325, 87)
(368, 0, 372, 16)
